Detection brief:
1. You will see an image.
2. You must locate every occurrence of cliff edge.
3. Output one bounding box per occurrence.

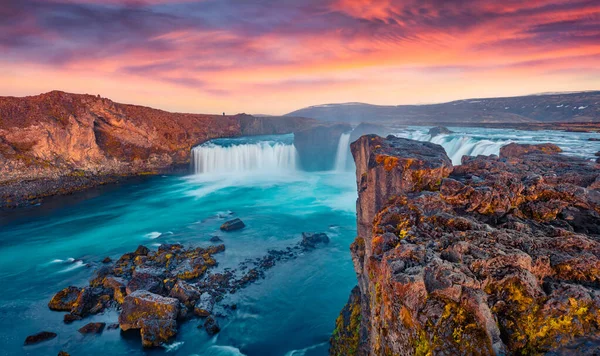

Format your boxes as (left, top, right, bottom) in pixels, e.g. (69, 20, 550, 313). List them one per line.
(332, 135, 600, 355)
(0, 91, 314, 207)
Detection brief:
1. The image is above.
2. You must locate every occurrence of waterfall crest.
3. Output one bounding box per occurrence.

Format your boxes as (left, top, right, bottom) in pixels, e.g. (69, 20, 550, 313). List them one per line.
(396, 131, 506, 165)
(191, 142, 298, 174)
(334, 133, 352, 171)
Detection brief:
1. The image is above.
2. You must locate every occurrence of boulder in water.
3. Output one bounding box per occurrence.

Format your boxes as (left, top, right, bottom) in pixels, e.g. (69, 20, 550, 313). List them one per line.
(220, 218, 245, 232)
(210, 236, 223, 243)
(428, 126, 453, 137)
(24, 331, 57, 345)
(78, 322, 105, 334)
(300, 232, 330, 249)
(194, 293, 215, 317)
(202, 315, 221, 335)
(119, 290, 180, 348)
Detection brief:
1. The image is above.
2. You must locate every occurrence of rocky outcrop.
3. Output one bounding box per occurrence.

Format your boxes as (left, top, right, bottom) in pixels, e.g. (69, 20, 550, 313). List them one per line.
(499, 142, 562, 158)
(48, 230, 332, 348)
(119, 291, 180, 347)
(0, 91, 314, 207)
(428, 126, 453, 137)
(332, 136, 600, 355)
(294, 123, 352, 171)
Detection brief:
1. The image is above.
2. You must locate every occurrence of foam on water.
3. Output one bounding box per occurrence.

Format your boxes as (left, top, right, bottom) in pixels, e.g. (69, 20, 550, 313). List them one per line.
(58, 260, 84, 273)
(144, 231, 162, 239)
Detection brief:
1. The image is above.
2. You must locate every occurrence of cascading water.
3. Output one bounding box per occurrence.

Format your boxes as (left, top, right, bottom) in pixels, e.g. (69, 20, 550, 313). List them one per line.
(394, 126, 600, 165)
(191, 139, 298, 174)
(395, 130, 508, 165)
(334, 133, 352, 171)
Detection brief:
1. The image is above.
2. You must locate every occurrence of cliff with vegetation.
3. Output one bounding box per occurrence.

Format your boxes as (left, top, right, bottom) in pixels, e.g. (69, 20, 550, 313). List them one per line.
(0, 91, 314, 207)
(331, 135, 600, 355)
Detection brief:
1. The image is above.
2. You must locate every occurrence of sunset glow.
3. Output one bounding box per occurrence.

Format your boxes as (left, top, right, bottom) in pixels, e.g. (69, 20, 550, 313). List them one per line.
(2, 0, 599, 114)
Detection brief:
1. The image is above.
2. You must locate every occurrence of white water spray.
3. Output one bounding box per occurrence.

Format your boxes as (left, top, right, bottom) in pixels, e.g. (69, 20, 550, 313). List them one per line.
(334, 133, 352, 171)
(191, 142, 298, 174)
(395, 130, 507, 165)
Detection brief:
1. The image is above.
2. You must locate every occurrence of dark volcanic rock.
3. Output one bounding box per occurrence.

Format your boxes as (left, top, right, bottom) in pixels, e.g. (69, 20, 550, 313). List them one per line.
(194, 293, 215, 317)
(300, 232, 330, 249)
(119, 290, 180, 348)
(428, 126, 453, 136)
(24, 331, 57, 345)
(332, 136, 600, 355)
(78, 322, 106, 334)
(210, 236, 223, 243)
(58, 351, 70, 356)
(220, 218, 245, 232)
(203, 315, 221, 335)
(63, 313, 82, 324)
(294, 123, 352, 171)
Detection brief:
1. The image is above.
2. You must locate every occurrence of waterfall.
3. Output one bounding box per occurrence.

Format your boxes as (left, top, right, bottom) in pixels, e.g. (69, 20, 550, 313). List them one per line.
(395, 130, 507, 165)
(334, 133, 352, 171)
(191, 142, 298, 174)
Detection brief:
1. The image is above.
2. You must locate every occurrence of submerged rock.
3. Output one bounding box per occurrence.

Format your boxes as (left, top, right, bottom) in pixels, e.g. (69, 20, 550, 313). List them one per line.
(220, 218, 245, 232)
(332, 135, 600, 355)
(119, 290, 180, 347)
(24, 331, 57, 345)
(428, 126, 453, 137)
(78, 322, 106, 334)
(210, 236, 223, 243)
(203, 315, 220, 335)
(300, 232, 330, 249)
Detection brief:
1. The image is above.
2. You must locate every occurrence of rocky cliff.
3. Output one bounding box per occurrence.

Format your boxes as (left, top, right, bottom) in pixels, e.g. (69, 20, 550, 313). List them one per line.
(332, 135, 600, 355)
(0, 91, 314, 206)
(294, 123, 352, 171)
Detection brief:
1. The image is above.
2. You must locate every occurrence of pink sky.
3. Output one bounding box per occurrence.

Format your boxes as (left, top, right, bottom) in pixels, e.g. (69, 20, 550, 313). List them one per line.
(1, 0, 599, 114)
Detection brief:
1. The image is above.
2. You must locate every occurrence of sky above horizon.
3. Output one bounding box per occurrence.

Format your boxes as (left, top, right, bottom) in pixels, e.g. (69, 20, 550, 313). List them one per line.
(1, 0, 599, 115)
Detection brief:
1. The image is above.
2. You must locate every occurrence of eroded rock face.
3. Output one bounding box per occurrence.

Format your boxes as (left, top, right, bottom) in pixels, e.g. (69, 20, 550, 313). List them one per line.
(332, 137, 600, 355)
(0, 91, 314, 207)
(294, 123, 352, 171)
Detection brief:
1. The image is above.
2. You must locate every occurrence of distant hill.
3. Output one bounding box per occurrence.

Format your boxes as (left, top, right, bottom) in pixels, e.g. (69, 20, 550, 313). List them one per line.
(285, 91, 600, 124)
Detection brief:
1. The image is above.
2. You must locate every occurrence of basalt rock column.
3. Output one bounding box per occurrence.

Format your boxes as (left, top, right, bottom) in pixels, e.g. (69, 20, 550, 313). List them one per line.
(332, 136, 600, 355)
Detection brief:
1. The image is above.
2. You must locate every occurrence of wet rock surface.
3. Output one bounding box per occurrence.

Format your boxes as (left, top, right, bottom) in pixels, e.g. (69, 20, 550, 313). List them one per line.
(428, 126, 453, 136)
(24, 331, 57, 345)
(332, 136, 600, 355)
(48, 231, 331, 348)
(220, 218, 245, 232)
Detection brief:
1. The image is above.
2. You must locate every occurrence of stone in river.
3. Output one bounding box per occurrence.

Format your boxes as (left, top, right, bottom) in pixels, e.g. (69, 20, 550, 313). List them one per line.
(24, 331, 57, 345)
(300, 232, 330, 249)
(78, 322, 106, 334)
(220, 218, 245, 231)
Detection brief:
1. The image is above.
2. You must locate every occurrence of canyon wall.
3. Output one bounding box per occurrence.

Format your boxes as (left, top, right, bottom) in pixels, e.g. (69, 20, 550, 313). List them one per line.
(332, 135, 600, 355)
(0, 91, 314, 206)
